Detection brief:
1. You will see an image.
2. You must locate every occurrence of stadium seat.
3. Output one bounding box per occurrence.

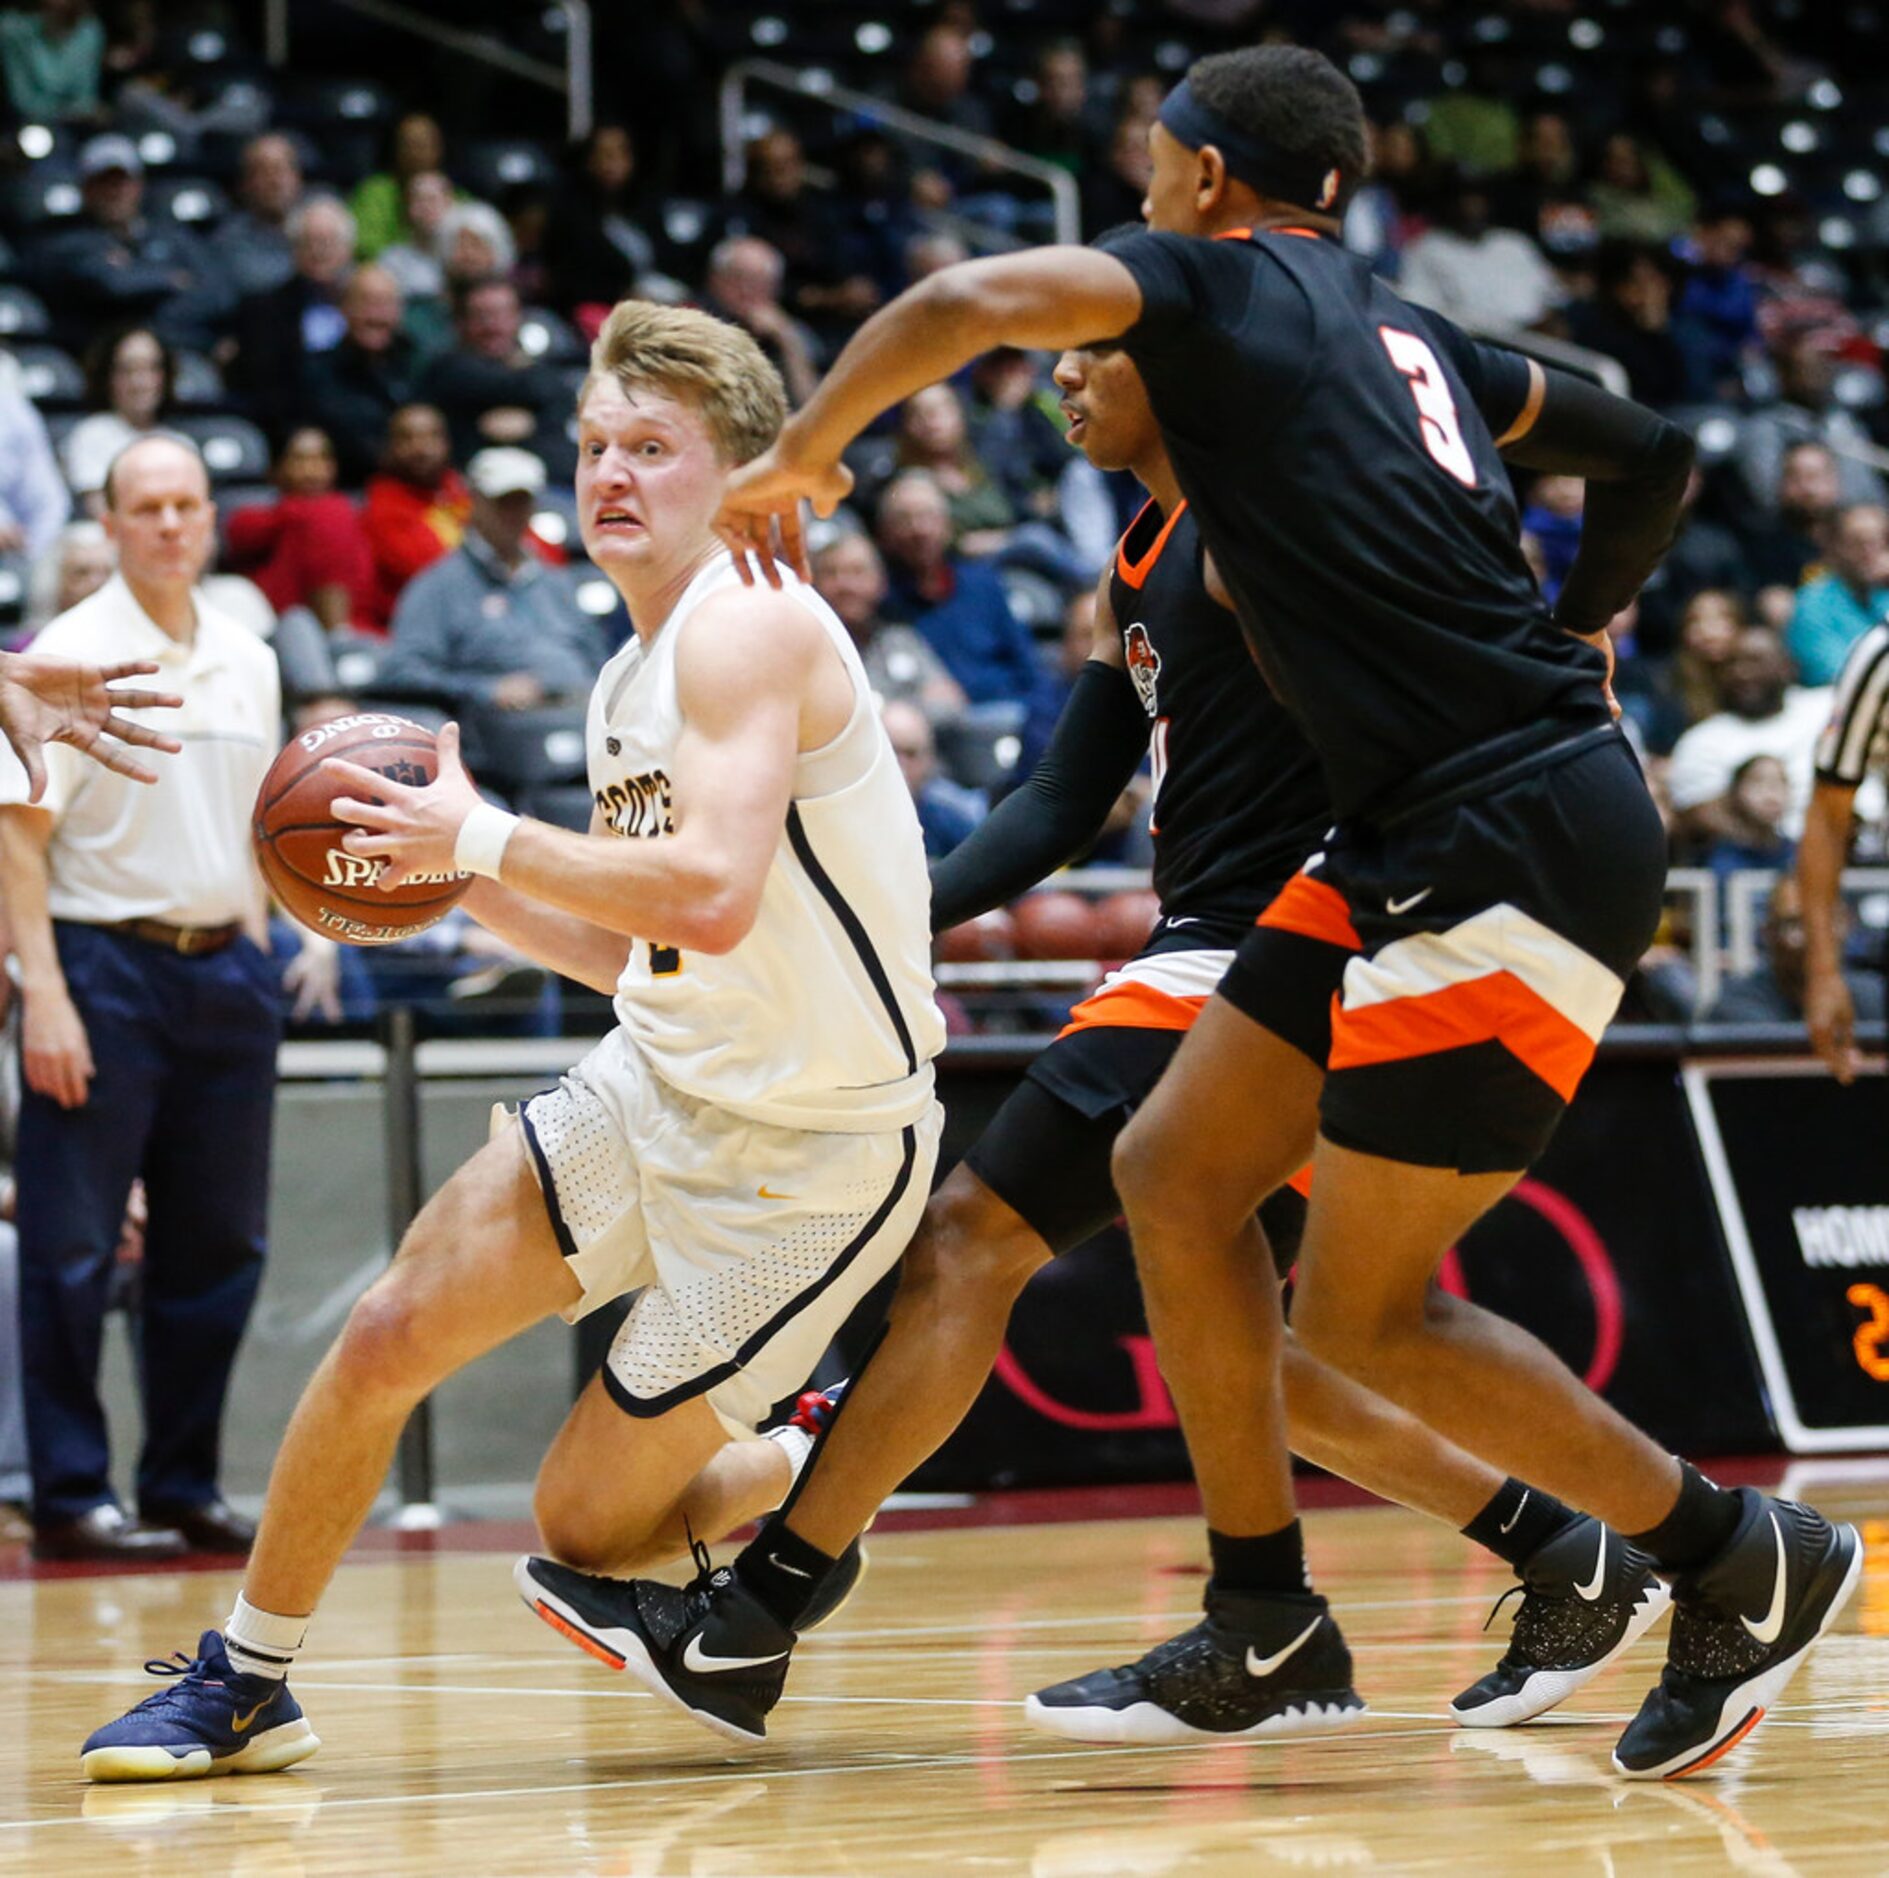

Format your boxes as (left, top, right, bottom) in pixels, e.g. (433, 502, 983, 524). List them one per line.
(147, 176, 233, 230)
(462, 700, 591, 791)
(11, 341, 84, 408)
(326, 633, 389, 696)
(937, 711, 1024, 794)
(460, 139, 560, 202)
(0, 284, 52, 340)
(5, 166, 81, 228)
(0, 555, 28, 630)
(517, 307, 586, 365)
(175, 413, 271, 483)
(171, 349, 231, 410)
(520, 782, 596, 832)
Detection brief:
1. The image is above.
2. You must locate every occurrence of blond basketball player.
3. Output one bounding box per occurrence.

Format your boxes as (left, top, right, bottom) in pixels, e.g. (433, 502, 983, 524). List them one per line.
(80, 301, 945, 1781)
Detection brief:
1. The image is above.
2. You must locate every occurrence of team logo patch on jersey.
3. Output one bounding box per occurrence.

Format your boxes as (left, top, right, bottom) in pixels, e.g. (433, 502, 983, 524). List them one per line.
(1123, 622, 1162, 718)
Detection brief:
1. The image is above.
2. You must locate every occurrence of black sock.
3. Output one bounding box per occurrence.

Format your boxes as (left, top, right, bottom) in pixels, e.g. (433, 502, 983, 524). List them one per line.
(734, 1522, 839, 1630)
(1207, 1522, 1309, 1598)
(1462, 1478, 1581, 1570)
(1626, 1460, 1744, 1574)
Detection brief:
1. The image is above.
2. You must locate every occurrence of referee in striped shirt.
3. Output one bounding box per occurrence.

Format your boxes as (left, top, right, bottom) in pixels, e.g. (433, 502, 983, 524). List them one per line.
(1800, 618, 1889, 1081)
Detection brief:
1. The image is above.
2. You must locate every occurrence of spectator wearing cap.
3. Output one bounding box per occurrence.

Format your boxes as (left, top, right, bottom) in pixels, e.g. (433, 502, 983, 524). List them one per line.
(1397, 169, 1561, 333)
(375, 446, 606, 716)
(59, 323, 175, 508)
(1786, 502, 1889, 686)
(0, 347, 70, 563)
(228, 194, 357, 441)
(0, 0, 103, 121)
(27, 132, 231, 352)
(0, 431, 323, 1563)
(360, 402, 469, 631)
(223, 427, 375, 634)
(303, 264, 425, 486)
(206, 133, 306, 301)
(415, 275, 575, 481)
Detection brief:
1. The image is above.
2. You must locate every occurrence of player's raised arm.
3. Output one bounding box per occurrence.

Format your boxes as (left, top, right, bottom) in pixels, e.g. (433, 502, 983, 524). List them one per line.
(717, 249, 1145, 580)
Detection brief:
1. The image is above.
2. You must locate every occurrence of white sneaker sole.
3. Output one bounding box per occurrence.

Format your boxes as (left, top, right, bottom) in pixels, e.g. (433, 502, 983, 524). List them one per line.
(513, 1557, 765, 1748)
(81, 1717, 319, 1783)
(1452, 1577, 1675, 1729)
(1021, 1693, 1365, 1746)
(1611, 1526, 1863, 1781)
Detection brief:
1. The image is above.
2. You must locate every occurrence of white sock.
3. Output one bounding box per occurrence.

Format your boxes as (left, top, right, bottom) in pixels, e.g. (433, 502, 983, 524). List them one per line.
(764, 1421, 815, 1493)
(224, 1594, 309, 1683)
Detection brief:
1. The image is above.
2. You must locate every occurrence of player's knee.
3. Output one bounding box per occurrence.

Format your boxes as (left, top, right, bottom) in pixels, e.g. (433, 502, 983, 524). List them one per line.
(331, 1275, 439, 1405)
(907, 1175, 1048, 1303)
(531, 1479, 620, 1573)
(1110, 1107, 1179, 1219)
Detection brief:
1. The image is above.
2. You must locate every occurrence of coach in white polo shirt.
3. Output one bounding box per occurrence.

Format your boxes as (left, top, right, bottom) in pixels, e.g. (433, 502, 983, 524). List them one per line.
(0, 433, 314, 1562)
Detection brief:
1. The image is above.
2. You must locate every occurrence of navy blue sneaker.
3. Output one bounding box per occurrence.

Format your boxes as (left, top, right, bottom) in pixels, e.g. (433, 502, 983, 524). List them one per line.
(81, 1631, 319, 1782)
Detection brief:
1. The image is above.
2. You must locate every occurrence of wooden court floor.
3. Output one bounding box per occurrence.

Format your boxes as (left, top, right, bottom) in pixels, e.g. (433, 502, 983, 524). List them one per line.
(3, 1481, 1887, 1877)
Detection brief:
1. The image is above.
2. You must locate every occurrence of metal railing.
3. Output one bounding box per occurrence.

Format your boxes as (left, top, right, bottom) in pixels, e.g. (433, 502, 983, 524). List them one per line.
(1476, 323, 1630, 398)
(719, 57, 1082, 249)
(262, 0, 594, 139)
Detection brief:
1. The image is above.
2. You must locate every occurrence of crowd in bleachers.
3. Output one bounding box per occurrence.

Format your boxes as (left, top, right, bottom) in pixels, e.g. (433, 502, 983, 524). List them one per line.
(1, 0, 1887, 1037)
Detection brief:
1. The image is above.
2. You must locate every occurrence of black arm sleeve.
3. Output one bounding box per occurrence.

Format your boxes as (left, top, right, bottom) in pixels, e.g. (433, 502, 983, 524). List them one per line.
(1500, 365, 1697, 635)
(928, 659, 1150, 934)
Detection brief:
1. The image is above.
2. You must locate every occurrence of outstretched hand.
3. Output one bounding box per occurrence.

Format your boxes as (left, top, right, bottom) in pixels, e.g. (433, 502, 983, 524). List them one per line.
(0, 652, 183, 801)
(325, 720, 482, 890)
(714, 443, 855, 588)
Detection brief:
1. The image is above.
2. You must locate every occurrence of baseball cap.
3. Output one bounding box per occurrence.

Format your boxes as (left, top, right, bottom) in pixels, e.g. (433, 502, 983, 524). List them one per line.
(78, 134, 144, 181)
(466, 447, 546, 498)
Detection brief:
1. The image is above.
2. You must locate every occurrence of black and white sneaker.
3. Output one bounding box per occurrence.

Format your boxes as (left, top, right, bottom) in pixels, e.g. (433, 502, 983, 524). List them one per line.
(1024, 1589, 1364, 1745)
(1612, 1489, 1862, 1780)
(516, 1544, 792, 1745)
(1451, 1516, 1672, 1728)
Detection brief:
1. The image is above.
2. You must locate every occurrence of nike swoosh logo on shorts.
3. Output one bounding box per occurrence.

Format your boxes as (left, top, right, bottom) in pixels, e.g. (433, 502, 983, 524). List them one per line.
(1386, 888, 1433, 915)
(1575, 1527, 1610, 1601)
(1741, 1513, 1789, 1646)
(682, 1635, 791, 1675)
(1245, 1616, 1323, 1680)
(757, 1185, 792, 1201)
(1499, 1491, 1529, 1535)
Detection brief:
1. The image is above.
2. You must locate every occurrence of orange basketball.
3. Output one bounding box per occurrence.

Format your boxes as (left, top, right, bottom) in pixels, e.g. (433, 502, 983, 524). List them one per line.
(1011, 889, 1101, 960)
(253, 713, 471, 946)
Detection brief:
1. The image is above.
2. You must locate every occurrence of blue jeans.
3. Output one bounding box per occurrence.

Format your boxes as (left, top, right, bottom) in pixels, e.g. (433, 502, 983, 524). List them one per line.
(16, 923, 280, 1522)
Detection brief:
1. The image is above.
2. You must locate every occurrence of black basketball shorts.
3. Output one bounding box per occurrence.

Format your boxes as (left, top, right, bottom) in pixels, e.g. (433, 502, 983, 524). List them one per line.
(1217, 732, 1666, 1175)
(965, 915, 1309, 1271)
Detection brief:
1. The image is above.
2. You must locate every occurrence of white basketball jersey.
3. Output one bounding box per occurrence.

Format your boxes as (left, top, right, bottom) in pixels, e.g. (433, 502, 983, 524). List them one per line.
(587, 550, 944, 1131)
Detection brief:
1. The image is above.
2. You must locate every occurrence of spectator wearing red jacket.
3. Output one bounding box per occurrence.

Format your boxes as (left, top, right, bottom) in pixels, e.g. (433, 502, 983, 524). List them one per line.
(222, 428, 376, 633)
(359, 403, 470, 633)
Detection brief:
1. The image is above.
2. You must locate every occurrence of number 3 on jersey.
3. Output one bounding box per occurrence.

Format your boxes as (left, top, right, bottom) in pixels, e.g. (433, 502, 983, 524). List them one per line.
(1378, 326, 1477, 488)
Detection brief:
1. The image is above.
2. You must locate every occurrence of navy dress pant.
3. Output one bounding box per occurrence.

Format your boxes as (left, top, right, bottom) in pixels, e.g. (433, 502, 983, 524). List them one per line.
(16, 922, 281, 1523)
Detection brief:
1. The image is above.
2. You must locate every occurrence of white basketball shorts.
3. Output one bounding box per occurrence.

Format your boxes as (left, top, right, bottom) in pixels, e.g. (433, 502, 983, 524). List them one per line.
(512, 1027, 941, 1433)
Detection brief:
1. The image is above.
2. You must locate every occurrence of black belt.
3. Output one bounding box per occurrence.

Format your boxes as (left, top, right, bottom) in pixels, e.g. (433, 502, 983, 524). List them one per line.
(103, 918, 242, 956)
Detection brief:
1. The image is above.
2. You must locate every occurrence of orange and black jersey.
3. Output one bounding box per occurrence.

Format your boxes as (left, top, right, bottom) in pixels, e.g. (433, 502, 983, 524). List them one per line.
(1108, 227, 1611, 821)
(1109, 498, 1327, 922)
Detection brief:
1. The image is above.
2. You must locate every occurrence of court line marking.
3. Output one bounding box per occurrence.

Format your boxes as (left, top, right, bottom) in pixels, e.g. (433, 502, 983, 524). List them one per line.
(0, 1725, 1475, 1835)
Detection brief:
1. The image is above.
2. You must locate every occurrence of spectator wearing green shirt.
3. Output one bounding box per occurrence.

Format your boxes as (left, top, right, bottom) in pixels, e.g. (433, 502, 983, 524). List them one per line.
(0, 0, 102, 122)
(348, 111, 448, 259)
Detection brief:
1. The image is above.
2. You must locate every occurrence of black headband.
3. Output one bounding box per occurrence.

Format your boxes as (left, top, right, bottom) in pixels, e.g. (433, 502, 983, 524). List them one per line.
(1157, 78, 1346, 214)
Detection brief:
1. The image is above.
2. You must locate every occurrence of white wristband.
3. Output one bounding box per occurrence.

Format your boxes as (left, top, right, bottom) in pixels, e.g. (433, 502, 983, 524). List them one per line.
(453, 803, 519, 880)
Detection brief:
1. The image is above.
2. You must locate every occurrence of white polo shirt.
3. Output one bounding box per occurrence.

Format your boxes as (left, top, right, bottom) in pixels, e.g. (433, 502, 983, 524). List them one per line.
(6, 573, 280, 926)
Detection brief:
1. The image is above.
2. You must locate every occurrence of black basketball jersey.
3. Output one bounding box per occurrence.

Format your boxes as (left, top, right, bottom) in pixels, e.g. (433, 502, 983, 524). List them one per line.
(1109, 226, 1610, 821)
(1108, 498, 1328, 921)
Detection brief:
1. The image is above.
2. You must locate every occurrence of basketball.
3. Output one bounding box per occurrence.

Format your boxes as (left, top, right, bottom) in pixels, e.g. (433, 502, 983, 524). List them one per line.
(1011, 889, 1101, 959)
(253, 713, 471, 946)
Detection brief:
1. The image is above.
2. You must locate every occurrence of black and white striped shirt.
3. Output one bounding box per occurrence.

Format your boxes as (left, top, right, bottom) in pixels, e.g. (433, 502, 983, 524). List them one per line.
(1815, 623, 1889, 789)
